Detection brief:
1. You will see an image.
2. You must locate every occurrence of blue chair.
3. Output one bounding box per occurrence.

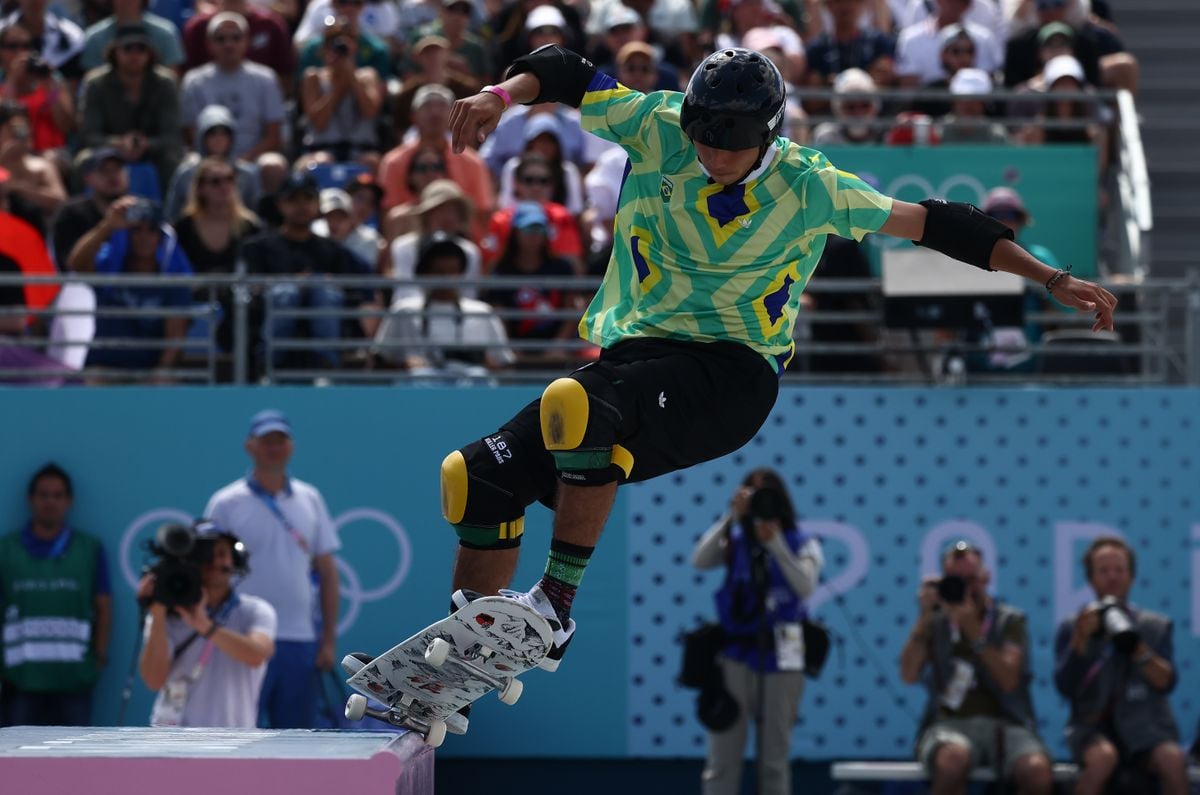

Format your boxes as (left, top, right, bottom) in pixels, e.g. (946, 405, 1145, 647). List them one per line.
(305, 162, 369, 191)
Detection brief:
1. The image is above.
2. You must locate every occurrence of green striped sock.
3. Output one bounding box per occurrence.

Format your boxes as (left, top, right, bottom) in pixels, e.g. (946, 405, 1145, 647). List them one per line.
(538, 539, 594, 624)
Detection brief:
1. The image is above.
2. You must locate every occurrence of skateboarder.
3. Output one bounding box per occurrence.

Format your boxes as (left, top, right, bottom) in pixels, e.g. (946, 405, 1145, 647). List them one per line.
(439, 45, 1117, 671)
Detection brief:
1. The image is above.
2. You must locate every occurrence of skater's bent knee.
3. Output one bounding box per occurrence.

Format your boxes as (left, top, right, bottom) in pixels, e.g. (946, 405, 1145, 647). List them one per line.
(540, 375, 631, 485)
(440, 434, 547, 550)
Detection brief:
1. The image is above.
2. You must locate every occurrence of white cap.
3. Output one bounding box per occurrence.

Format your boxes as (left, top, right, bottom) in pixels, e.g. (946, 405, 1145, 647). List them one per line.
(1043, 54, 1085, 87)
(605, 3, 641, 29)
(412, 83, 456, 109)
(207, 11, 248, 37)
(320, 188, 352, 215)
(950, 68, 993, 96)
(833, 67, 876, 95)
(526, 4, 567, 31)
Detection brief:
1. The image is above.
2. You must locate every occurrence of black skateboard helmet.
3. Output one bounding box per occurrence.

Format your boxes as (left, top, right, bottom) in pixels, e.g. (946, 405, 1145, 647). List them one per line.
(680, 48, 787, 151)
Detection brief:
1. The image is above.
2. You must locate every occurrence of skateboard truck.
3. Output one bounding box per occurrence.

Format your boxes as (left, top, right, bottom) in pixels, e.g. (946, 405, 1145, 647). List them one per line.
(344, 693, 452, 748)
(424, 638, 523, 705)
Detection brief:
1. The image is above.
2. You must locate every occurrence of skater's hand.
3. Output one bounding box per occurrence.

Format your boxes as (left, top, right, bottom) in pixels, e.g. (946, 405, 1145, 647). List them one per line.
(449, 91, 505, 154)
(1048, 275, 1118, 332)
(315, 637, 335, 671)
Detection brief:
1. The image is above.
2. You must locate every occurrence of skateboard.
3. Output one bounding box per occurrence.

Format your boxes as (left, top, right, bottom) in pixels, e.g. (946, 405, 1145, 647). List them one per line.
(342, 596, 554, 747)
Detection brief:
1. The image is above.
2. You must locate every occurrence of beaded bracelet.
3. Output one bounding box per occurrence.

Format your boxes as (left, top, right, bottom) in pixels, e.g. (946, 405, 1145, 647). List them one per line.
(1045, 267, 1071, 294)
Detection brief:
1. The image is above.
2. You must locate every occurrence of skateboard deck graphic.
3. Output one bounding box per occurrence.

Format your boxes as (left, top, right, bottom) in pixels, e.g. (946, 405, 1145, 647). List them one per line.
(344, 596, 553, 741)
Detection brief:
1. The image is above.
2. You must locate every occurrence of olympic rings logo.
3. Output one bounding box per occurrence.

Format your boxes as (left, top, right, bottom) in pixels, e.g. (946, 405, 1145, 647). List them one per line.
(119, 507, 411, 635)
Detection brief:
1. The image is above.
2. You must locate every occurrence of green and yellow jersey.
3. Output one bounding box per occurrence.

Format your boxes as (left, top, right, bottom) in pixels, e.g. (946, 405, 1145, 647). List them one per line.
(578, 72, 894, 374)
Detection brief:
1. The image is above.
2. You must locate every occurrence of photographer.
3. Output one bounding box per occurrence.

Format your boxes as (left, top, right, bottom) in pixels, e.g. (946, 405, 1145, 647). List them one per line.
(691, 468, 823, 795)
(1054, 536, 1188, 795)
(899, 542, 1052, 795)
(137, 520, 276, 728)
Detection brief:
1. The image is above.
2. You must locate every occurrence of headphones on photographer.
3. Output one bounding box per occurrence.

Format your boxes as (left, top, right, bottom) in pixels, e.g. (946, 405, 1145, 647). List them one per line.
(192, 519, 250, 576)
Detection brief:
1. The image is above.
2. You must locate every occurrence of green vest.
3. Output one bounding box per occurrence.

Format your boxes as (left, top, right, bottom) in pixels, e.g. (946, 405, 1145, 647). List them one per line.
(0, 530, 101, 692)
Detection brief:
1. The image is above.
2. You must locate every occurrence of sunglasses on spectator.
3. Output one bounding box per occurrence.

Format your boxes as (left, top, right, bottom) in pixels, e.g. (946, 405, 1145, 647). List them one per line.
(840, 101, 873, 112)
(120, 42, 150, 53)
(212, 33, 245, 44)
(622, 63, 655, 73)
(446, 2, 472, 14)
(0, 40, 33, 50)
(517, 223, 548, 234)
(518, 174, 552, 186)
(200, 174, 235, 186)
(412, 162, 445, 174)
(1037, 0, 1067, 8)
(945, 46, 975, 57)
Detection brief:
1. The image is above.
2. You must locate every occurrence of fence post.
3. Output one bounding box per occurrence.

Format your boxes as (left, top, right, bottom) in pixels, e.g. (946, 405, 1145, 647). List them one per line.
(1188, 272, 1200, 385)
(233, 272, 249, 385)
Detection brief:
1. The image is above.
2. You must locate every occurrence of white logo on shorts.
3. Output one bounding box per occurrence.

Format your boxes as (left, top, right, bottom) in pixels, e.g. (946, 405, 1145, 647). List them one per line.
(658, 391, 667, 408)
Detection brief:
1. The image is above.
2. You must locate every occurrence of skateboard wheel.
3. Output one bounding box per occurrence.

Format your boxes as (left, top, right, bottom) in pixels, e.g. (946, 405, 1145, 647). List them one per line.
(498, 677, 523, 706)
(345, 694, 367, 721)
(425, 637, 451, 667)
(424, 720, 447, 748)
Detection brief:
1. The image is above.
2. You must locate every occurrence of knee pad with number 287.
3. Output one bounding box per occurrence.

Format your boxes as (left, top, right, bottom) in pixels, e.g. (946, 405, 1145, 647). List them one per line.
(539, 374, 633, 486)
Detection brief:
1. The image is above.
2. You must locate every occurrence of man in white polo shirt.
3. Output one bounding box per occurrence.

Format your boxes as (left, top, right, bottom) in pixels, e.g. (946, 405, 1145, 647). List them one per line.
(203, 409, 340, 728)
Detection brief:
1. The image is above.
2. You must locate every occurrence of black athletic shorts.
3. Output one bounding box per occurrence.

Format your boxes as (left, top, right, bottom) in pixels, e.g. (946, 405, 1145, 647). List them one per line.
(499, 337, 780, 505)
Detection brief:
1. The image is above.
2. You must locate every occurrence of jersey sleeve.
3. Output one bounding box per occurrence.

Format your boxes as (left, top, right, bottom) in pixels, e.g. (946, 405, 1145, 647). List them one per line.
(579, 72, 678, 160)
(801, 152, 894, 241)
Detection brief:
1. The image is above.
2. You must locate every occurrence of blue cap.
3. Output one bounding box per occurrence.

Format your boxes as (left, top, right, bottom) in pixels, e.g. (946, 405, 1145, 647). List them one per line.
(512, 201, 548, 230)
(248, 409, 292, 438)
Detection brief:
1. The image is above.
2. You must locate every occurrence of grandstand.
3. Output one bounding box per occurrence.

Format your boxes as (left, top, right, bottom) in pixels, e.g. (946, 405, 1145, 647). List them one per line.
(1, 0, 1198, 792)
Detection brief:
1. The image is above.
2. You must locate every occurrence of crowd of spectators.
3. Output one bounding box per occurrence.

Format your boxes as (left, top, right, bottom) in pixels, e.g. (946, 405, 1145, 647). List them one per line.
(0, 0, 1135, 382)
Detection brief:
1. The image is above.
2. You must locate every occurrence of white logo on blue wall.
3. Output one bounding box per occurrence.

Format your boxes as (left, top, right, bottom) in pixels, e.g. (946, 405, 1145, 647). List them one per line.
(120, 507, 411, 635)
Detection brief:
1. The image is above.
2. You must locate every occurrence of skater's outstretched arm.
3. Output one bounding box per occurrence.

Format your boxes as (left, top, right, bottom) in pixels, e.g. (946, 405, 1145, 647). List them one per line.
(880, 198, 1118, 332)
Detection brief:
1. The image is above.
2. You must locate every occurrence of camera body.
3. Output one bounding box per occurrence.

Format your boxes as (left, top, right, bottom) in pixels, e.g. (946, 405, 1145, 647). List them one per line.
(330, 38, 350, 56)
(145, 523, 204, 609)
(125, 198, 157, 225)
(936, 574, 969, 605)
(747, 486, 789, 524)
(1096, 595, 1139, 653)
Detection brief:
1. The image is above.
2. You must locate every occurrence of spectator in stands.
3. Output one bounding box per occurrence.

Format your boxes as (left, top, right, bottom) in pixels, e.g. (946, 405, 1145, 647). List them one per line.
(388, 178, 480, 304)
(712, 0, 805, 78)
(296, 0, 391, 81)
(893, 0, 1004, 40)
(483, 152, 582, 272)
(203, 410, 340, 729)
(294, 0, 400, 52)
(345, 171, 383, 230)
(378, 83, 493, 230)
(0, 464, 111, 726)
(183, 0, 295, 86)
(1017, 54, 1106, 160)
(298, 17, 384, 171)
(1, 0, 85, 81)
(691, 468, 823, 795)
(914, 23, 981, 116)
(811, 68, 884, 145)
(240, 172, 373, 370)
(899, 541, 1053, 795)
(494, 0, 585, 74)
(593, 6, 680, 91)
(586, 0, 698, 67)
(1055, 537, 1189, 795)
(314, 187, 382, 270)
(70, 198, 194, 378)
(374, 233, 515, 373)
(804, 0, 896, 88)
(80, 0, 184, 71)
(0, 241, 69, 384)
(612, 40, 664, 96)
(164, 104, 259, 223)
(0, 101, 64, 219)
(741, 28, 807, 117)
(895, 0, 1002, 87)
(137, 520, 277, 728)
(482, 201, 580, 366)
(411, 0, 492, 87)
(1003, 0, 1135, 93)
(181, 14, 285, 164)
(393, 35, 480, 134)
(498, 113, 583, 215)
(78, 24, 182, 195)
(480, 99, 594, 179)
(938, 67, 1008, 143)
(0, 22, 75, 161)
(51, 147, 126, 269)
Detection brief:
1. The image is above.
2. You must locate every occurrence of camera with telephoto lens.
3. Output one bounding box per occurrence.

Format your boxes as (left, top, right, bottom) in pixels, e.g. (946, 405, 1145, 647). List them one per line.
(747, 486, 789, 523)
(937, 574, 968, 605)
(1097, 595, 1139, 653)
(330, 38, 350, 56)
(144, 523, 203, 609)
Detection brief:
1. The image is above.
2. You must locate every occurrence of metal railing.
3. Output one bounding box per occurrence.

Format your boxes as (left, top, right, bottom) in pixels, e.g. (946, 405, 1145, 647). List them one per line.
(3, 272, 1199, 386)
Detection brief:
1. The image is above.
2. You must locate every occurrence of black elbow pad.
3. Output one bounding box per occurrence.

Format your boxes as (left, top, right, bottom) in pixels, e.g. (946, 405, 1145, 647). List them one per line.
(913, 199, 1014, 271)
(505, 44, 597, 108)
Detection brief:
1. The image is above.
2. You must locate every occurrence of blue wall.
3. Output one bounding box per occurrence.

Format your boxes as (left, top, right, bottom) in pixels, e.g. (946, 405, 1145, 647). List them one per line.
(1, 387, 1196, 760)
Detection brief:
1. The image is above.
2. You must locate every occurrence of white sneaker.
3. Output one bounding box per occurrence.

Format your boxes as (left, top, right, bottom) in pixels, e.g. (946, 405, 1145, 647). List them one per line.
(452, 584, 576, 672)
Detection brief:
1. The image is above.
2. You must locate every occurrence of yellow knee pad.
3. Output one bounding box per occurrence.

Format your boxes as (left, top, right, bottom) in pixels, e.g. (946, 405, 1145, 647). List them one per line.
(440, 449, 525, 549)
(440, 450, 468, 525)
(540, 377, 589, 451)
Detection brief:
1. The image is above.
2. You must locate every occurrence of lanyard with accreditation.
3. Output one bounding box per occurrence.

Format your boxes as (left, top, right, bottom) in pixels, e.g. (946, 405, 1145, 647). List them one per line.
(246, 477, 312, 556)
